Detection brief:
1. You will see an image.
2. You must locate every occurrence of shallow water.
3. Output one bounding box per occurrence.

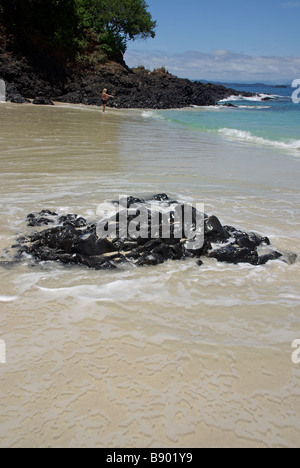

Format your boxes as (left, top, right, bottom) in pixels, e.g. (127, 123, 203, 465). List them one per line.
(0, 103, 299, 447)
(156, 85, 300, 150)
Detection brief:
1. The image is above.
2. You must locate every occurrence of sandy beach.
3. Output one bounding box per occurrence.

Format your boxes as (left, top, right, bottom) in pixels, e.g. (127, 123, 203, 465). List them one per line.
(0, 103, 299, 447)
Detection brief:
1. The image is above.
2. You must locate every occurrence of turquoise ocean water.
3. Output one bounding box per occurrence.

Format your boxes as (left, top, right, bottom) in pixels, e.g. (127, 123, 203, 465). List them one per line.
(152, 84, 300, 151)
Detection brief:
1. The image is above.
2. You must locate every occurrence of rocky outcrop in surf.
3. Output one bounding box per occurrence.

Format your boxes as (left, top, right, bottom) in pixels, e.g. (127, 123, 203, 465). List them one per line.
(7, 195, 296, 270)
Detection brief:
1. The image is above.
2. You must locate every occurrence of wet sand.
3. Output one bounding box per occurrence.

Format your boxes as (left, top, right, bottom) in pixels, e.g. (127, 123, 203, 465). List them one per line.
(0, 103, 299, 447)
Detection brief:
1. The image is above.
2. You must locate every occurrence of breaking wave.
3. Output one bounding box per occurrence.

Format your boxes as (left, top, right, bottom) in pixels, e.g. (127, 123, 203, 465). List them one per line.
(218, 128, 300, 150)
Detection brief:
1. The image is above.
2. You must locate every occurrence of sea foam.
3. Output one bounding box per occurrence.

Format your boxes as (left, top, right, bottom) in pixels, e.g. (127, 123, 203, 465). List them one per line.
(0, 295, 18, 303)
(142, 111, 154, 118)
(237, 105, 271, 110)
(219, 93, 275, 103)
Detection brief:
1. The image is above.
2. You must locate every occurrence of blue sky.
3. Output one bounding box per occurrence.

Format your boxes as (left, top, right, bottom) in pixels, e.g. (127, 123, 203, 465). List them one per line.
(125, 0, 300, 82)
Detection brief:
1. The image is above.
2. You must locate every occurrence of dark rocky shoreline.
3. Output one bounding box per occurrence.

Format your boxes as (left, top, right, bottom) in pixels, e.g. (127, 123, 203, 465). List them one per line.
(0, 28, 255, 109)
(6, 195, 296, 271)
(2, 59, 254, 109)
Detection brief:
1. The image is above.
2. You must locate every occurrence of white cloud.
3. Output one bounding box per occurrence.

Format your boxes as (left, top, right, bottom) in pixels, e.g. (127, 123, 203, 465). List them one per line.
(211, 49, 228, 57)
(124, 49, 300, 82)
(281, 1, 300, 8)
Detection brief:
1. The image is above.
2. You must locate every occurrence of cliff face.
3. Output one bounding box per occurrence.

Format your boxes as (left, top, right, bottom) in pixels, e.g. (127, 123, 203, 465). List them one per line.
(0, 28, 251, 108)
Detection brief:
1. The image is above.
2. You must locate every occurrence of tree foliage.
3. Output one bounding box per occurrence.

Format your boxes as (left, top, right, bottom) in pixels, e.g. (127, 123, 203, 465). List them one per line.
(0, 0, 78, 53)
(0, 0, 156, 61)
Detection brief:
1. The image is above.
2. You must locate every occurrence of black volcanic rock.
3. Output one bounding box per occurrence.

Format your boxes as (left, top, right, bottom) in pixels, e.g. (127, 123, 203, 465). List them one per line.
(32, 97, 54, 106)
(6, 83, 30, 104)
(222, 103, 237, 108)
(8, 195, 296, 270)
(208, 245, 260, 265)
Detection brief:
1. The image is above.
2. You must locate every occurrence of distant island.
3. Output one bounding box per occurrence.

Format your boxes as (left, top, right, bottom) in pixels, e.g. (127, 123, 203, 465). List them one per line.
(0, 0, 255, 108)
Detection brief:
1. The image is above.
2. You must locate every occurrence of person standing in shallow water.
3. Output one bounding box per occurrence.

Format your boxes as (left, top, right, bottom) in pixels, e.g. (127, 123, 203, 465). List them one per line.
(102, 88, 114, 112)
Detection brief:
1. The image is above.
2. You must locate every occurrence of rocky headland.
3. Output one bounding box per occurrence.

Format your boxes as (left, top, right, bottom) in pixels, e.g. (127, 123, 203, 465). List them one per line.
(0, 27, 255, 109)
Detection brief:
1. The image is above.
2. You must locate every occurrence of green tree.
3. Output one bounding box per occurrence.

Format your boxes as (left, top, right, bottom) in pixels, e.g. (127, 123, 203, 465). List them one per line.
(75, 0, 156, 59)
